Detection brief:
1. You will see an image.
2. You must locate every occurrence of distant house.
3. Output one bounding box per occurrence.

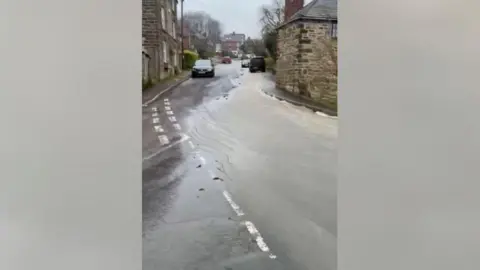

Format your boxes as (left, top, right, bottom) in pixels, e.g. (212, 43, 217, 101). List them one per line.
(221, 32, 246, 56)
(276, 0, 337, 108)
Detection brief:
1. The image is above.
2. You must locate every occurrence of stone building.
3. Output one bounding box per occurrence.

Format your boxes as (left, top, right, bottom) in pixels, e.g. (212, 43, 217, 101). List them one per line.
(276, 0, 337, 109)
(143, 0, 181, 81)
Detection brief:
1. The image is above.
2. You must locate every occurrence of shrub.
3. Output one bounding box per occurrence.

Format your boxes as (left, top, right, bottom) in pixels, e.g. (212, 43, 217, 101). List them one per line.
(183, 50, 198, 70)
(142, 77, 154, 91)
(265, 57, 275, 70)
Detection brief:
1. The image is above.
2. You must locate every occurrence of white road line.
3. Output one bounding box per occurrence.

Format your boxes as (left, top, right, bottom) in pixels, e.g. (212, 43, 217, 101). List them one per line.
(158, 135, 169, 145)
(152, 107, 157, 112)
(166, 110, 174, 115)
(152, 112, 158, 117)
(222, 191, 244, 216)
(164, 101, 170, 106)
(168, 116, 177, 122)
(173, 123, 182, 131)
(199, 156, 206, 165)
(165, 106, 171, 110)
(152, 118, 159, 124)
(244, 221, 277, 259)
(188, 141, 195, 149)
(153, 125, 164, 132)
(207, 169, 216, 179)
(164, 98, 168, 102)
(143, 134, 190, 161)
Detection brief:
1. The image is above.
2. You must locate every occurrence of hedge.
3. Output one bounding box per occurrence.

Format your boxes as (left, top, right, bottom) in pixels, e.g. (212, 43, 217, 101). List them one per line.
(183, 50, 199, 69)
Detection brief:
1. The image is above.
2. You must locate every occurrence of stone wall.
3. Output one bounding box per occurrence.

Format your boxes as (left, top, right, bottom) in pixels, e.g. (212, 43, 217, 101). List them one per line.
(276, 20, 338, 110)
(142, 0, 181, 81)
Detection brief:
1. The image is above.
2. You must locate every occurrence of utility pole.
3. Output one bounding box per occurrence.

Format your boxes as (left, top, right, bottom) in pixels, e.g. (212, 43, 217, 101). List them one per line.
(180, 0, 184, 70)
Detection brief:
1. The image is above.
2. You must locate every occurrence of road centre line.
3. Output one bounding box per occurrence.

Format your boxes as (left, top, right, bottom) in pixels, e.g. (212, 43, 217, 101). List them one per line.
(166, 110, 174, 115)
(168, 116, 177, 122)
(244, 221, 277, 259)
(152, 118, 159, 124)
(153, 125, 164, 132)
(222, 191, 244, 217)
(152, 112, 158, 117)
(165, 106, 171, 110)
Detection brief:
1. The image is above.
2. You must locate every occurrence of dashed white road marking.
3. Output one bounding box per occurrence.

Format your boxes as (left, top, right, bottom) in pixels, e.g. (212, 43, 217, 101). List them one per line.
(164, 98, 168, 102)
(152, 118, 160, 124)
(173, 123, 182, 131)
(168, 116, 177, 122)
(158, 135, 169, 145)
(165, 106, 171, 110)
(188, 141, 195, 149)
(153, 125, 164, 132)
(166, 110, 174, 115)
(152, 112, 158, 117)
(152, 107, 157, 112)
(164, 101, 170, 106)
(222, 191, 244, 216)
(207, 169, 216, 179)
(199, 156, 206, 165)
(143, 134, 190, 161)
(244, 221, 277, 259)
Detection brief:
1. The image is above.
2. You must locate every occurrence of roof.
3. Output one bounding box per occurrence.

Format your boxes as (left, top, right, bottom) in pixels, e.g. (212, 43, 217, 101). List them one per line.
(278, 0, 337, 29)
(222, 32, 245, 42)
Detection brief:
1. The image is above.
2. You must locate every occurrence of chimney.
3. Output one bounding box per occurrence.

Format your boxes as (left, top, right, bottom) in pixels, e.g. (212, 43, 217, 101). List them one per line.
(284, 0, 304, 21)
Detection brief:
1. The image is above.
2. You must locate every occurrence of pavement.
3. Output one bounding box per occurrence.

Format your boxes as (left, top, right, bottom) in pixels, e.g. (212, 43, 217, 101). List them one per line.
(261, 73, 337, 117)
(142, 60, 338, 270)
(142, 71, 191, 105)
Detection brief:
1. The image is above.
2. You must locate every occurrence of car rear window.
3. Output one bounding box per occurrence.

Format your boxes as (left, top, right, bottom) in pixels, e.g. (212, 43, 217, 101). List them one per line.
(195, 60, 211, 66)
(251, 58, 265, 65)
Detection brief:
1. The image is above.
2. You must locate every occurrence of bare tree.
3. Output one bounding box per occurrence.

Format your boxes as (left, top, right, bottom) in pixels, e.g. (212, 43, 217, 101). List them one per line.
(184, 11, 222, 57)
(258, 0, 284, 58)
(259, 0, 284, 35)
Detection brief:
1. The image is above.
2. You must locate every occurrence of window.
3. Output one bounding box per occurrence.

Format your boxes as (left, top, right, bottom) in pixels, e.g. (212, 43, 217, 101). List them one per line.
(168, 10, 171, 35)
(174, 50, 178, 66)
(163, 41, 168, 63)
(161, 8, 165, 30)
(330, 23, 337, 38)
(172, 22, 176, 39)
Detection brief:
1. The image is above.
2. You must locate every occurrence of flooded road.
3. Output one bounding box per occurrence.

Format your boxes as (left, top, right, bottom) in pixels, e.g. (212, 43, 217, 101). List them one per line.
(142, 61, 337, 270)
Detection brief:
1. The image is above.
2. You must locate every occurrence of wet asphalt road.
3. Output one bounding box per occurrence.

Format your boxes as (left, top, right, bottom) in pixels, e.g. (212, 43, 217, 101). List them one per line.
(142, 61, 337, 270)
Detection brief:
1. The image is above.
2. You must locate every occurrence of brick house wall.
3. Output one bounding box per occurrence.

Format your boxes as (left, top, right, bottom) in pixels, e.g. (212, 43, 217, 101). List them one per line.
(276, 20, 337, 109)
(142, 0, 181, 81)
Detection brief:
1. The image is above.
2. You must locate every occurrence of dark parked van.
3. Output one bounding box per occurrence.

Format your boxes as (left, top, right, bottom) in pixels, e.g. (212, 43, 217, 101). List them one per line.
(249, 57, 266, 73)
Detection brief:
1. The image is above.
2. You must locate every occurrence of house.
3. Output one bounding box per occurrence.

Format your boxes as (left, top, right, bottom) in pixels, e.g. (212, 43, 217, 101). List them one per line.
(276, 0, 337, 108)
(142, 0, 181, 81)
(182, 24, 193, 51)
(221, 32, 246, 56)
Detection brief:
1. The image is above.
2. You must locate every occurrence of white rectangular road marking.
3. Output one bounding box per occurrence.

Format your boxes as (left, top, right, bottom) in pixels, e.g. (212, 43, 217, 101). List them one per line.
(188, 141, 195, 149)
(152, 118, 159, 124)
(173, 123, 181, 131)
(164, 101, 170, 106)
(152, 107, 157, 112)
(164, 98, 169, 102)
(222, 191, 244, 216)
(152, 112, 158, 117)
(244, 221, 277, 259)
(166, 110, 174, 115)
(168, 116, 177, 122)
(165, 106, 171, 110)
(153, 125, 164, 132)
(199, 156, 206, 165)
(143, 134, 190, 161)
(158, 135, 169, 145)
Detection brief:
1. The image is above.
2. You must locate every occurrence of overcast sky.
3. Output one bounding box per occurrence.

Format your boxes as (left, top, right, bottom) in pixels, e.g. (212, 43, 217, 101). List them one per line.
(183, 0, 314, 39)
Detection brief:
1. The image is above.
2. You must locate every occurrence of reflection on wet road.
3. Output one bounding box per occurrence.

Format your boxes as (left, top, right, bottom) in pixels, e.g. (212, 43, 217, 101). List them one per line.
(142, 61, 337, 270)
